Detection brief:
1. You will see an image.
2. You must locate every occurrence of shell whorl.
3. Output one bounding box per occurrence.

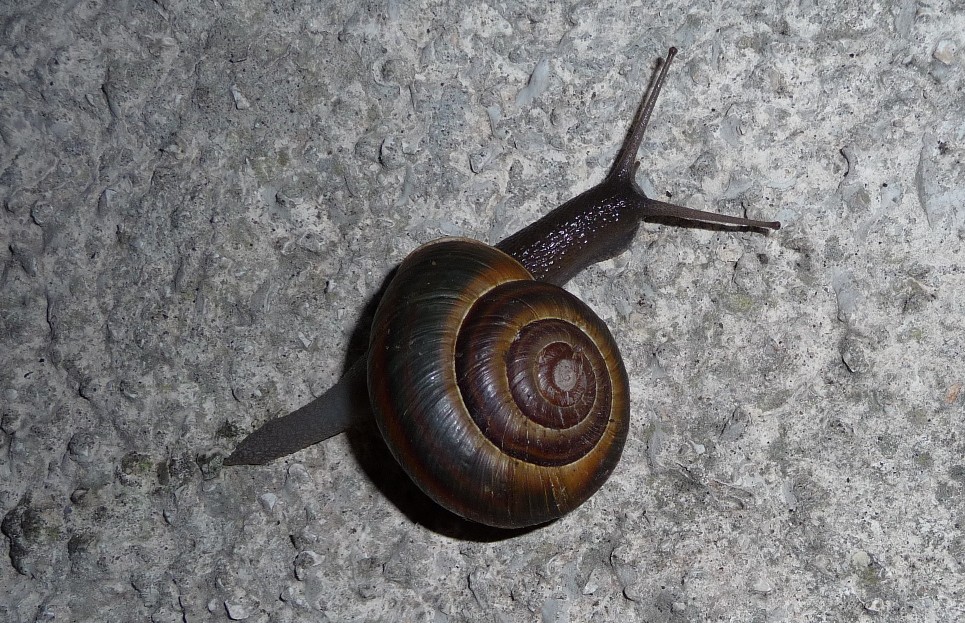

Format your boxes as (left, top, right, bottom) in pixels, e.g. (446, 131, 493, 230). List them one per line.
(368, 238, 629, 528)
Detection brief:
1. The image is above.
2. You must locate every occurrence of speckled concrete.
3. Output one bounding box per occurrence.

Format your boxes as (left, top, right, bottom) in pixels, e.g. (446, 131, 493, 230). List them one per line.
(2, 0, 963, 621)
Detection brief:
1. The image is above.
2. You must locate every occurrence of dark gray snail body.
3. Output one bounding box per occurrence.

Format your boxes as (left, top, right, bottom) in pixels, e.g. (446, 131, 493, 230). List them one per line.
(225, 48, 780, 529)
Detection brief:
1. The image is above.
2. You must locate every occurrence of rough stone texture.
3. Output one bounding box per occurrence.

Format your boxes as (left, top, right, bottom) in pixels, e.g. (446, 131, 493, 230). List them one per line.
(1, 0, 963, 621)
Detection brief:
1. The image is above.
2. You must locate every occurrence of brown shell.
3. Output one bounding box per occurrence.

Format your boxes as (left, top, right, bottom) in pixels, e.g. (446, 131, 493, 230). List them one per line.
(367, 238, 630, 528)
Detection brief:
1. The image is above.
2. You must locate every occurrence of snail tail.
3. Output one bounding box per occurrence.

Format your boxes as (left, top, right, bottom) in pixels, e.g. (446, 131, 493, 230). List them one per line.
(224, 356, 371, 466)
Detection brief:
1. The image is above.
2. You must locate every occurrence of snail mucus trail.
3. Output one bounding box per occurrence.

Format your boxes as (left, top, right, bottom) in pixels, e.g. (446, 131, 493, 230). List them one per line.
(224, 47, 780, 528)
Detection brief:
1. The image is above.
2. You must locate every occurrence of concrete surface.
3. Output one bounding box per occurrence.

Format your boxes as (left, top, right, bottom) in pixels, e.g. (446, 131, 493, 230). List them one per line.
(2, 0, 963, 621)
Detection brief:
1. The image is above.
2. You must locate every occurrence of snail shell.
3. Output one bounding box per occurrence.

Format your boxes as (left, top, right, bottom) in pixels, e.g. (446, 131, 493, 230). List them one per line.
(368, 238, 629, 528)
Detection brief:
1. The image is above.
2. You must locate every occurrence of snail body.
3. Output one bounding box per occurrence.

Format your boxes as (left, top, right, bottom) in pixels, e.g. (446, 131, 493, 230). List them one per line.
(225, 48, 780, 529)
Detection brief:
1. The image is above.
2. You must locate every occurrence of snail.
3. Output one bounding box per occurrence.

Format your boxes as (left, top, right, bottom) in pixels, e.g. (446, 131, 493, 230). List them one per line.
(225, 48, 780, 528)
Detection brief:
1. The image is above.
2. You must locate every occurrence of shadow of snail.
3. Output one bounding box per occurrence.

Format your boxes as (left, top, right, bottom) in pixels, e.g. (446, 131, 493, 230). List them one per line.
(224, 47, 780, 530)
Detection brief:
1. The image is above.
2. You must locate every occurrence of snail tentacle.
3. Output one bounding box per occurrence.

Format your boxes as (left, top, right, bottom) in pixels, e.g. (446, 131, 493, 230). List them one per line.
(608, 47, 678, 183)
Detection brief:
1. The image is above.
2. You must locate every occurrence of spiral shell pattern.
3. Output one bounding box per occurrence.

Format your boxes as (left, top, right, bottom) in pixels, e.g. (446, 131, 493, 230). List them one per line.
(368, 238, 629, 528)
